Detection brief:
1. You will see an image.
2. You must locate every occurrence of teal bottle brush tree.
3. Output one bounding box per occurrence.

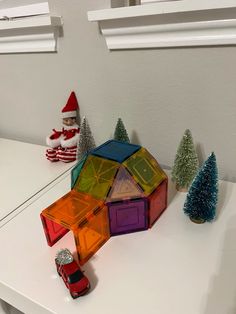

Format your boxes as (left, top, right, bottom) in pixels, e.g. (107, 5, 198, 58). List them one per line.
(171, 129, 199, 192)
(183, 152, 218, 224)
(114, 118, 130, 143)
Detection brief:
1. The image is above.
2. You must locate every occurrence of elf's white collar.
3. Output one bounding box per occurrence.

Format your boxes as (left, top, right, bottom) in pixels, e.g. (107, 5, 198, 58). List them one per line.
(63, 123, 79, 130)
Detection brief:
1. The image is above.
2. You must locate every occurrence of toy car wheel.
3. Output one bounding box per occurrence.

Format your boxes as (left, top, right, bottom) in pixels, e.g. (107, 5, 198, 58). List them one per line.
(80, 284, 90, 296)
(70, 292, 78, 299)
(56, 269, 61, 276)
(86, 283, 90, 292)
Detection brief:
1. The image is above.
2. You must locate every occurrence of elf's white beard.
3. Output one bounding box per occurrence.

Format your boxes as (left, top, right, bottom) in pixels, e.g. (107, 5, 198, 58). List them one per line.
(63, 123, 79, 130)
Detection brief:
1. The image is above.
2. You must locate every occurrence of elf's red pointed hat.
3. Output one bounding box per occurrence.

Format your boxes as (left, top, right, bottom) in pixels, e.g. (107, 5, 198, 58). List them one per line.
(61, 92, 79, 118)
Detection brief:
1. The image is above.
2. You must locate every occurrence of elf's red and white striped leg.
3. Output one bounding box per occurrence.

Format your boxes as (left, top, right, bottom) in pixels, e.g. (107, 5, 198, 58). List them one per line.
(46, 148, 59, 162)
(57, 146, 77, 163)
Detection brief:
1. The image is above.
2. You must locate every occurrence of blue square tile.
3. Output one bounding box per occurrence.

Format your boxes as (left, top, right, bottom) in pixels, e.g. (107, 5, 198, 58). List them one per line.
(91, 140, 141, 163)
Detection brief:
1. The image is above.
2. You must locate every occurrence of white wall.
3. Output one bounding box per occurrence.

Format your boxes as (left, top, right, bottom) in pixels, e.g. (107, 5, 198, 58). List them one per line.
(0, 0, 235, 181)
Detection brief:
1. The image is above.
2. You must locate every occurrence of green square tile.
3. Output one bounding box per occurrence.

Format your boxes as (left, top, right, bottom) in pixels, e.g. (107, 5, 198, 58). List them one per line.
(74, 155, 119, 199)
(123, 148, 166, 195)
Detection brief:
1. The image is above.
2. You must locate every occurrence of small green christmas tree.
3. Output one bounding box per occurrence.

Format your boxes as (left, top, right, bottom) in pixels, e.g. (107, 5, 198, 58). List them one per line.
(77, 116, 96, 159)
(171, 129, 198, 191)
(114, 118, 130, 143)
(183, 152, 218, 223)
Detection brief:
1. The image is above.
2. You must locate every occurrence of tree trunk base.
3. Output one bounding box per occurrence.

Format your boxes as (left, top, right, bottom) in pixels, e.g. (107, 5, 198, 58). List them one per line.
(190, 217, 205, 224)
(176, 185, 188, 192)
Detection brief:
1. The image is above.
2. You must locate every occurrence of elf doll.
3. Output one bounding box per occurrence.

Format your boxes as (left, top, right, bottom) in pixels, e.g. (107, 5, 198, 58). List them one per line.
(46, 92, 80, 162)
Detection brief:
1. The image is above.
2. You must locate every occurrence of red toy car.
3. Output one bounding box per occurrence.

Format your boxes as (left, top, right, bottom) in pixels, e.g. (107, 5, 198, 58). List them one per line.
(55, 249, 90, 299)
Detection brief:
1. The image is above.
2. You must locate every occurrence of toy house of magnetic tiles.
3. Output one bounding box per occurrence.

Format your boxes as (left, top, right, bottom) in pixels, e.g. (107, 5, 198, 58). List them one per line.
(40, 140, 168, 265)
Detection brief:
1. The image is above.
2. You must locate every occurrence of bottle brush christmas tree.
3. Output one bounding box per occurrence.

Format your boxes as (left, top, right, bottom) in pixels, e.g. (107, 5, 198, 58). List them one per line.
(171, 129, 199, 191)
(77, 116, 96, 159)
(183, 152, 218, 224)
(114, 118, 130, 143)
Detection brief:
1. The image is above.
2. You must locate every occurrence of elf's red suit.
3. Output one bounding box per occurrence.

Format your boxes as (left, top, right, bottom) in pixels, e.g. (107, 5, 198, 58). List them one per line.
(46, 92, 80, 163)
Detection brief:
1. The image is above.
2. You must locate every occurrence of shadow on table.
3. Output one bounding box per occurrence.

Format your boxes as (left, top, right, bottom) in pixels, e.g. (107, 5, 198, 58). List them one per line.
(216, 181, 234, 219)
(203, 216, 236, 314)
(82, 260, 98, 292)
(168, 178, 178, 204)
(72, 250, 98, 292)
(0, 300, 23, 314)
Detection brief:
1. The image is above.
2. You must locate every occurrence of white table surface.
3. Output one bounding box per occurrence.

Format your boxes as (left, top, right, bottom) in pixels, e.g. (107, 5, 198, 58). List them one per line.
(0, 138, 75, 225)
(0, 173, 235, 314)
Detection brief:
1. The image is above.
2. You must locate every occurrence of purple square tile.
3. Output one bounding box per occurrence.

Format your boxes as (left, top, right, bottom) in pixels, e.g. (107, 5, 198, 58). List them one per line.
(108, 199, 147, 235)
